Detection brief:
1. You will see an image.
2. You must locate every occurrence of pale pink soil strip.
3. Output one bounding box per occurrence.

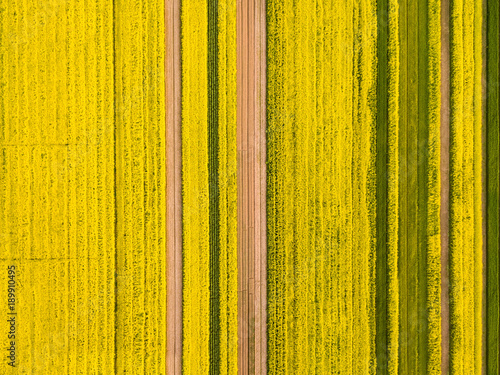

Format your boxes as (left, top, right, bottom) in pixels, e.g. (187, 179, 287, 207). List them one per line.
(441, 0, 451, 372)
(166, 0, 182, 373)
(237, 0, 267, 374)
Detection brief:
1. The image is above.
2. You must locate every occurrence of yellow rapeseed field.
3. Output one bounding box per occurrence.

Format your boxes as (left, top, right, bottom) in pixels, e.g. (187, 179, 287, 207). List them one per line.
(114, 0, 167, 373)
(1, 0, 166, 373)
(181, 0, 210, 372)
(0, 0, 488, 373)
(449, 0, 482, 372)
(0, 1, 115, 372)
(426, 0, 443, 372)
(214, 0, 238, 373)
(267, 0, 377, 372)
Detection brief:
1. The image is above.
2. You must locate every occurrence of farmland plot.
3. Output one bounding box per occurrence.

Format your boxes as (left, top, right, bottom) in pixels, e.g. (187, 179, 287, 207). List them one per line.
(114, 0, 167, 373)
(0, 0, 168, 373)
(266, 0, 445, 373)
(0, 2, 116, 373)
(266, 0, 378, 372)
(181, 0, 237, 373)
(449, 0, 483, 373)
(395, 0, 442, 373)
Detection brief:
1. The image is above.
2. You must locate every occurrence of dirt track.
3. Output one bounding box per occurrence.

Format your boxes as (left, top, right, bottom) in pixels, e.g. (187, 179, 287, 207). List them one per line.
(237, 0, 267, 373)
(166, 0, 182, 373)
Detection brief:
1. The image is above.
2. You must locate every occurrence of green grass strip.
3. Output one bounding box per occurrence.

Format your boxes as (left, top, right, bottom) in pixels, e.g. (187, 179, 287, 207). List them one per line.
(397, 0, 410, 371)
(398, 0, 441, 373)
(487, 0, 500, 371)
(473, 0, 483, 372)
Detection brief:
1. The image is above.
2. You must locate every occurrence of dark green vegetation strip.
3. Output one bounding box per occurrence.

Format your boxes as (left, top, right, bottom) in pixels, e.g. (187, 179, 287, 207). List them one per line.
(417, 0, 429, 373)
(376, 0, 389, 372)
(398, 0, 410, 371)
(208, 1, 220, 373)
(487, 0, 499, 371)
(399, 0, 432, 372)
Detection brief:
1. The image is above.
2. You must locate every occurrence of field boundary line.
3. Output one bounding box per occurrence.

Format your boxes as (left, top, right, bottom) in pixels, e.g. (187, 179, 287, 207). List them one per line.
(486, 0, 500, 371)
(481, 0, 486, 372)
(166, 0, 183, 372)
(237, 0, 267, 373)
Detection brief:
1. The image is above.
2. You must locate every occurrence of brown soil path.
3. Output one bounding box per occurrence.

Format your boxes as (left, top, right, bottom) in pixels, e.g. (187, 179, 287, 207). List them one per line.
(166, 0, 182, 373)
(237, 0, 267, 374)
(440, 0, 451, 372)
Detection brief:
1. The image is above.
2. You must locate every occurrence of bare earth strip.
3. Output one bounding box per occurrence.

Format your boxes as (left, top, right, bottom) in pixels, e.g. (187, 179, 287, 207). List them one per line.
(166, 0, 182, 373)
(237, 0, 267, 374)
(440, 0, 451, 372)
